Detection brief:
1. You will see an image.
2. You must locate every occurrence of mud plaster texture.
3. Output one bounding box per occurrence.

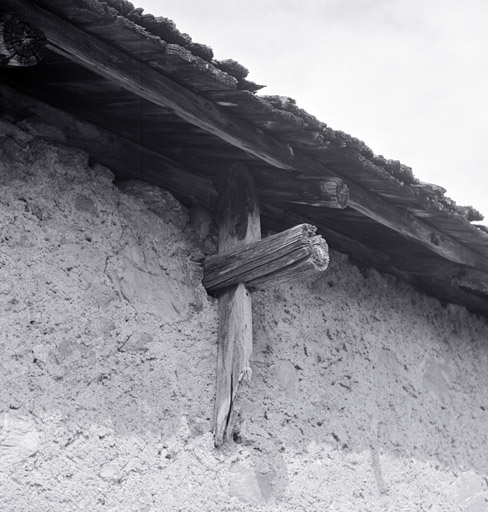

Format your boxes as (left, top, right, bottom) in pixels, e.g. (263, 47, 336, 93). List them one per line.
(1, 117, 488, 512)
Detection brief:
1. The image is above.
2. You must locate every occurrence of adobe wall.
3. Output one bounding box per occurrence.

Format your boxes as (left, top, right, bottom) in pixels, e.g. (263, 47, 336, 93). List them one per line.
(1, 117, 488, 511)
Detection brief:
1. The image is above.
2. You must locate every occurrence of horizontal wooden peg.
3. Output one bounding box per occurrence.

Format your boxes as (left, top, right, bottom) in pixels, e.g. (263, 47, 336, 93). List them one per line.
(203, 223, 329, 293)
(0, 12, 47, 67)
(259, 177, 349, 209)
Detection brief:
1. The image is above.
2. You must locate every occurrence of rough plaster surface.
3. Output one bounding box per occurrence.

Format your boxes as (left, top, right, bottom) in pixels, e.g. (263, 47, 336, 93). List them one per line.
(1, 118, 488, 511)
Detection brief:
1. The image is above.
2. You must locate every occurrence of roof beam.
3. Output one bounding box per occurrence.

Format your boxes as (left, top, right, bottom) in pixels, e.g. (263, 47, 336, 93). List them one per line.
(2, 81, 488, 313)
(0, 83, 217, 208)
(3, 0, 295, 170)
(345, 181, 488, 271)
(263, 205, 488, 313)
(4, 0, 488, 273)
(258, 176, 349, 209)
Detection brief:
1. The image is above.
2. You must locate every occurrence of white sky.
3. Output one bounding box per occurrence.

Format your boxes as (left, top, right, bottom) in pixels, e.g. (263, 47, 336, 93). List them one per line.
(137, 0, 488, 221)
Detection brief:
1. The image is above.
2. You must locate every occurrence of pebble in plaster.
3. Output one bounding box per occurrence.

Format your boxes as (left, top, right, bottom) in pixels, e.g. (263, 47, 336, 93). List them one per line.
(275, 360, 299, 396)
(228, 465, 275, 506)
(0, 412, 40, 469)
(99, 460, 124, 482)
(118, 332, 154, 352)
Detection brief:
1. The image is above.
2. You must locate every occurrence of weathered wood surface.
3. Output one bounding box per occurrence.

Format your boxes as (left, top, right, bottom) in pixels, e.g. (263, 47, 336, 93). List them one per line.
(263, 205, 488, 314)
(202, 89, 325, 147)
(0, 12, 47, 67)
(344, 180, 488, 272)
(214, 165, 260, 447)
(214, 283, 253, 447)
(259, 177, 349, 209)
(4, 80, 487, 314)
(204, 224, 329, 292)
(2, 0, 295, 171)
(4, 0, 488, 276)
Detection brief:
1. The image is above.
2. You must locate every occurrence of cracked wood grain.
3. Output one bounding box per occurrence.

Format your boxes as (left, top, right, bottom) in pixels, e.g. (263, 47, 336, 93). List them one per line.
(0, 12, 47, 67)
(203, 224, 329, 293)
(213, 163, 260, 447)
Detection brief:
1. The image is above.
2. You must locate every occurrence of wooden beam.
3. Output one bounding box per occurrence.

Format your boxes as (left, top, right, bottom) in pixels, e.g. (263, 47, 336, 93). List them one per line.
(259, 177, 349, 209)
(3, 0, 295, 170)
(260, 153, 488, 271)
(214, 164, 260, 447)
(345, 181, 488, 272)
(2, 89, 487, 314)
(10, 78, 482, 311)
(4, 0, 488, 274)
(0, 12, 47, 67)
(0, 84, 217, 209)
(204, 224, 329, 292)
(261, 202, 393, 270)
(266, 204, 488, 313)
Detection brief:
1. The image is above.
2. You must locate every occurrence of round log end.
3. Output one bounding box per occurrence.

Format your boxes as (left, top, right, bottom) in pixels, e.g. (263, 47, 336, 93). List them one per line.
(320, 178, 349, 209)
(0, 13, 48, 67)
(309, 235, 330, 271)
(336, 181, 349, 209)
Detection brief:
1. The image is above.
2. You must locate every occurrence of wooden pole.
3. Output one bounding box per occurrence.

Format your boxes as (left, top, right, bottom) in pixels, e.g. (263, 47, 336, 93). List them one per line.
(0, 12, 47, 67)
(213, 163, 260, 447)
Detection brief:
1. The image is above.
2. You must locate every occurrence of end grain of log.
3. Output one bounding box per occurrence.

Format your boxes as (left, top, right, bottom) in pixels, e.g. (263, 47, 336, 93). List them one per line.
(0, 12, 47, 67)
(320, 178, 349, 209)
(260, 177, 349, 209)
(203, 224, 330, 292)
(242, 234, 329, 290)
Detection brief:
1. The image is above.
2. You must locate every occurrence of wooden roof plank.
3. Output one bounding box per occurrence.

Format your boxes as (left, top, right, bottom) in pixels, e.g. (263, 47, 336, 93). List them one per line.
(4, 0, 296, 169)
(4, 0, 488, 275)
(272, 205, 488, 313)
(3, 80, 488, 313)
(34, 0, 239, 92)
(34, 1, 488, 253)
(292, 152, 488, 271)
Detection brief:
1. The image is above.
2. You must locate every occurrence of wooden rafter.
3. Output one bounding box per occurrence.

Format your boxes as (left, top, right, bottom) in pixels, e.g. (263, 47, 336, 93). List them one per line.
(2, 0, 295, 170)
(345, 182, 488, 271)
(0, 84, 217, 208)
(3, 0, 488, 275)
(2, 83, 488, 314)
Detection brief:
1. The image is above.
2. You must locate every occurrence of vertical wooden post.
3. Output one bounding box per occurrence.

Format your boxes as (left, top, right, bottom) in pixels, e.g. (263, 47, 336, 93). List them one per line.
(213, 163, 260, 447)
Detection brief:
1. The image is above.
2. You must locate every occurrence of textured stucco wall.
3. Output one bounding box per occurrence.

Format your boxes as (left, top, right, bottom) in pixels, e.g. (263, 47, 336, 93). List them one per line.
(1, 118, 488, 511)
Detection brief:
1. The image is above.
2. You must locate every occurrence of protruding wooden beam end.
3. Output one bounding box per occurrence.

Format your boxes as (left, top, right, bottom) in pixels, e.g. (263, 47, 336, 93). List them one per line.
(319, 178, 349, 209)
(0, 12, 47, 67)
(260, 176, 349, 209)
(204, 223, 330, 292)
(309, 235, 330, 271)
